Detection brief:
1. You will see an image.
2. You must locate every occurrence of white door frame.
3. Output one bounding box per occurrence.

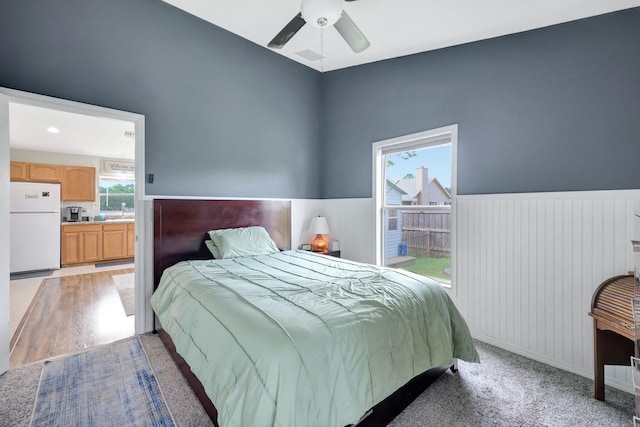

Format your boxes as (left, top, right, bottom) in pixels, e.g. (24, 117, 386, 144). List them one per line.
(0, 93, 10, 374)
(0, 88, 150, 354)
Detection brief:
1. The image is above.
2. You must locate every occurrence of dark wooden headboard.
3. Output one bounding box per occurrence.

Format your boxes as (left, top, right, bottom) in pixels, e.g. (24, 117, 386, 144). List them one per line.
(153, 199, 291, 288)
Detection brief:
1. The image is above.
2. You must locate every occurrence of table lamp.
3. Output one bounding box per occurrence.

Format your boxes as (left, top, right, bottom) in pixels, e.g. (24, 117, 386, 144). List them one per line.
(308, 216, 330, 252)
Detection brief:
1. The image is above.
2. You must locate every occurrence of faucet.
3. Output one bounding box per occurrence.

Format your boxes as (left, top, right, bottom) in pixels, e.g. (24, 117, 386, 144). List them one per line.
(121, 202, 126, 219)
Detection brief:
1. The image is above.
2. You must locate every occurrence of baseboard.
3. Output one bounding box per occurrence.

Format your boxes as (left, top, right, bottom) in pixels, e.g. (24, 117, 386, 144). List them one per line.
(95, 259, 134, 268)
(472, 332, 634, 395)
(10, 269, 54, 280)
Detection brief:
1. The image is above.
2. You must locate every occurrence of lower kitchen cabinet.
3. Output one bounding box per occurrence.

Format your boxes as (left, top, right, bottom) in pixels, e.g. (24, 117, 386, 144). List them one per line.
(103, 224, 127, 260)
(62, 222, 135, 266)
(61, 224, 102, 265)
(127, 223, 135, 257)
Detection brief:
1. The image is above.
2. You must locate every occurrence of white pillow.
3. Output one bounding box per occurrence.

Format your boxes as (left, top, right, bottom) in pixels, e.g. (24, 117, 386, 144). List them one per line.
(207, 226, 280, 259)
(204, 239, 221, 259)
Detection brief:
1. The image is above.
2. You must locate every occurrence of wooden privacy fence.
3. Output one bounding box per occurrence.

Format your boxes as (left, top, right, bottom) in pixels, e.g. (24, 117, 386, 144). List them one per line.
(402, 209, 451, 257)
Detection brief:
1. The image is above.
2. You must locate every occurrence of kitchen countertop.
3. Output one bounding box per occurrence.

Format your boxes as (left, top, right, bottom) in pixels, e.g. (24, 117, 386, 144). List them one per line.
(61, 218, 135, 225)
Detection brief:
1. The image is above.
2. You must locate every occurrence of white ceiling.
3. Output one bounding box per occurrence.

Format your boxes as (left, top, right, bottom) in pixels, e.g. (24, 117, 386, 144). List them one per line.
(9, 103, 136, 160)
(162, 0, 640, 72)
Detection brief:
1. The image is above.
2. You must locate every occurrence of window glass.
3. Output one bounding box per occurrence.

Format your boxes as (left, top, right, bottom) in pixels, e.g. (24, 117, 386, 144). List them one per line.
(99, 176, 135, 214)
(388, 209, 398, 231)
(376, 127, 456, 288)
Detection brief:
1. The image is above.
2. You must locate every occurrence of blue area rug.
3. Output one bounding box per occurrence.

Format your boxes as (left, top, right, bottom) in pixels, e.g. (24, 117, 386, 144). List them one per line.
(30, 337, 174, 427)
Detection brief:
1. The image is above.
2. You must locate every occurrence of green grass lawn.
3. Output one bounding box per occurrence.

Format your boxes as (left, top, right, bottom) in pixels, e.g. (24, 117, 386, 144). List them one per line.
(401, 256, 451, 281)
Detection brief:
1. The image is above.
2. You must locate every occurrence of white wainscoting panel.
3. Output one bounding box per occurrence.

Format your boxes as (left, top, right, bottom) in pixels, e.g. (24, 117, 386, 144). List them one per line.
(456, 190, 640, 392)
(291, 199, 376, 264)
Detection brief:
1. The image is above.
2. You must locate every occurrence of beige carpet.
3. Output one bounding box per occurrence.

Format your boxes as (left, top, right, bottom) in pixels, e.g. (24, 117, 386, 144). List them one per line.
(112, 273, 135, 316)
(0, 337, 634, 426)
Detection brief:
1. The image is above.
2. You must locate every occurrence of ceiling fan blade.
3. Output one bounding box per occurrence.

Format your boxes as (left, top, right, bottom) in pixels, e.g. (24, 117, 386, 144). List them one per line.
(268, 12, 307, 49)
(334, 11, 370, 53)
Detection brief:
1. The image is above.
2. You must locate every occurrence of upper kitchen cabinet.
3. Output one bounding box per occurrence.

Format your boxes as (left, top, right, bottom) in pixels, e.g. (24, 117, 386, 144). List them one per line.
(30, 163, 62, 182)
(10, 161, 61, 182)
(11, 161, 96, 201)
(61, 166, 96, 201)
(10, 162, 28, 180)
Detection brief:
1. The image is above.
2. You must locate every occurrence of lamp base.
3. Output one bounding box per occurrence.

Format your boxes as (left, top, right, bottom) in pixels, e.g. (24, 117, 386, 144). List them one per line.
(310, 234, 328, 252)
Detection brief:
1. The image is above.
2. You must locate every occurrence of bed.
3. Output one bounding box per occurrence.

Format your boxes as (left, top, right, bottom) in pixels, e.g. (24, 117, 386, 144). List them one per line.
(151, 199, 479, 427)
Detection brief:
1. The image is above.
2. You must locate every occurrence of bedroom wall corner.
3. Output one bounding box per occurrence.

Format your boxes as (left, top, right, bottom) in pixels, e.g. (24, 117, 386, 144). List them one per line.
(291, 198, 376, 264)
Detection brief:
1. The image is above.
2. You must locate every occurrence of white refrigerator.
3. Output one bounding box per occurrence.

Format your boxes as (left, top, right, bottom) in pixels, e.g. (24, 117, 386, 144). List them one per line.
(10, 182, 61, 274)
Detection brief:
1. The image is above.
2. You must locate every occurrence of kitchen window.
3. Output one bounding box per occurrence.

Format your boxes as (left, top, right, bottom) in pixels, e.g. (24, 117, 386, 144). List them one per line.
(99, 175, 135, 214)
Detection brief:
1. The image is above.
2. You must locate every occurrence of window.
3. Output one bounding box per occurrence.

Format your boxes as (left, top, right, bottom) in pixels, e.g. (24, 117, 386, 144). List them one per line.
(388, 209, 398, 231)
(373, 125, 457, 287)
(99, 175, 135, 214)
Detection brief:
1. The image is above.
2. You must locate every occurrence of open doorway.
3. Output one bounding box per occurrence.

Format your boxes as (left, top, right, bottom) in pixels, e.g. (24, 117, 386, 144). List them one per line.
(1, 88, 146, 369)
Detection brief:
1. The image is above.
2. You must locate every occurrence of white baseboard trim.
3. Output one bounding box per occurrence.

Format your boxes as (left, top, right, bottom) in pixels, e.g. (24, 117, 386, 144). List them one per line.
(472, 332, 634, 395)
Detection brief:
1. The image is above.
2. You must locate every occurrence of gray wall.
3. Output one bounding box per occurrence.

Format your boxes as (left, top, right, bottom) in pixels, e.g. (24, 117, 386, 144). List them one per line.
(3, 2, 639, 199)
(0, 0, 322, 199)
(321, 8, 640, 197)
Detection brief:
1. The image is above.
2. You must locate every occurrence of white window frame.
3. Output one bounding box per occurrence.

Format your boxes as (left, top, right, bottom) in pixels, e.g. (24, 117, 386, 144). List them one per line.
(388, 208, 398, 231)
(372, 124, 458, 289)
(98, 173, 136, 215)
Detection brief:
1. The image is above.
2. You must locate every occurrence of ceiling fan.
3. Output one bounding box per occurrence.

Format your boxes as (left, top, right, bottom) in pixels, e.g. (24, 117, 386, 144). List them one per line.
(268, 0, 371, 53)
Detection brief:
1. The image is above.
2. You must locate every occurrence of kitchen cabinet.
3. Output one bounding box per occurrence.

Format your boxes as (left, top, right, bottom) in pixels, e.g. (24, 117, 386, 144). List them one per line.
(29, 163, 61, 182)
(103, 223, 127, 260)
(61, 224, 102, 265)
(62, 222, 134, 266)
(10, 162, 28, 180)
(127, 223, 135, 257)
(10, 161, 61, 182)
(11, 161, 96, 201)
(61, 166, 96, 201)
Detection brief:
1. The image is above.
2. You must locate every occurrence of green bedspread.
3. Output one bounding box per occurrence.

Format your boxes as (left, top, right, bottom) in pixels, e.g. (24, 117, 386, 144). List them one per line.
(150, 250, 478, 427)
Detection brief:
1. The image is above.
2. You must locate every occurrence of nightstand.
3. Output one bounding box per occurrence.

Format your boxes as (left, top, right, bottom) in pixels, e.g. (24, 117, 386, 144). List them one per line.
(318, 250, 341, 258)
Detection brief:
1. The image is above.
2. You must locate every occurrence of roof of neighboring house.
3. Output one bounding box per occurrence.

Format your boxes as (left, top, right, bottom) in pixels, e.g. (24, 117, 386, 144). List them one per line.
(386, 179, 407, 195)
(394, 176, 450, 202)
(432, 178, 452, 199)
(395, 178, 421, 199)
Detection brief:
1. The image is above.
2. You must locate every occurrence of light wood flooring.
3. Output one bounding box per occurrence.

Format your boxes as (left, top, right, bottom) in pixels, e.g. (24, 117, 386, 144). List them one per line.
(9, 267, 135, 369)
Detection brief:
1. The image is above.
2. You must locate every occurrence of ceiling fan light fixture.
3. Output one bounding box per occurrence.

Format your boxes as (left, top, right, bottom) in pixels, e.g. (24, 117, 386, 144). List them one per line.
(301, 0, 343, 28)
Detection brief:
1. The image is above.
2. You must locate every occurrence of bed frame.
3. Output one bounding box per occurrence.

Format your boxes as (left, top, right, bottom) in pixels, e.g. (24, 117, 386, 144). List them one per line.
(152, 198, 453, 427)
(153, 198, 292, 289)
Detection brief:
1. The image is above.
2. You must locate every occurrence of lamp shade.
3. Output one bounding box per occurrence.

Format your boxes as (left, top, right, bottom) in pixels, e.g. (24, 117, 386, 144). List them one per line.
(308, 216, 330, 235)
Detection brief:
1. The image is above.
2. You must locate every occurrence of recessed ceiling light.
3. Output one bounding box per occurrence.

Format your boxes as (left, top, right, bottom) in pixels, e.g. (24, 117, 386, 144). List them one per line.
(47, 127, 60, 134)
